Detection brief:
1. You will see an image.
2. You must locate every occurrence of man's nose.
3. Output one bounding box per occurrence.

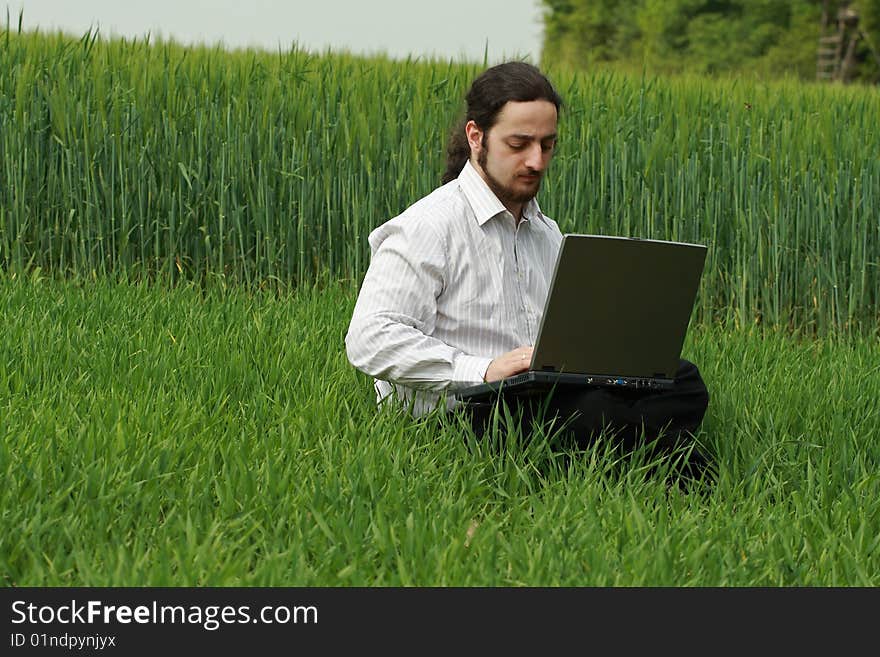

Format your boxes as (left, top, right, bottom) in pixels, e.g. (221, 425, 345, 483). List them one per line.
(525, 143, 546, 170)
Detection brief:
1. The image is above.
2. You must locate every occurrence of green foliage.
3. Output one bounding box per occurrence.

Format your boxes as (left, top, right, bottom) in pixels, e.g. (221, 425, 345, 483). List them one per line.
(541, 0, 880, 82)
(2, 276, 880, 585)
(1, 30, 879, 334)
(2, 9, 879, 592)
(0, 28, 475, 287)
(543, 0, 642, 65)
(857, 0, 880, 78)
(758, 2, 825, 79)
(685, 1, 790, 75)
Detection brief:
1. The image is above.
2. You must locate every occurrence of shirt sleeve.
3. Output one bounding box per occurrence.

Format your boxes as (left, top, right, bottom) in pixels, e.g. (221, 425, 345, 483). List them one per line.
(345, 216, 492, 391)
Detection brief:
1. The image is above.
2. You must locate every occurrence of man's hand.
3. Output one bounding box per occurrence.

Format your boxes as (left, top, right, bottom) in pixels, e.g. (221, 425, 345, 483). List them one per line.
(483, 346, 534, 382)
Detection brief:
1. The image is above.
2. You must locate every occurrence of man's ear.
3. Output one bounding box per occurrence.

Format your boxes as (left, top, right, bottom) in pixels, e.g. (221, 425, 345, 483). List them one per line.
(465, 120, 484, 158)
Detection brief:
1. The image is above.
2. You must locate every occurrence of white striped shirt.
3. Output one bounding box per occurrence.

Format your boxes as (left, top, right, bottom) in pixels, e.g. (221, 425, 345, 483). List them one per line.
(345, 160, 563, 416)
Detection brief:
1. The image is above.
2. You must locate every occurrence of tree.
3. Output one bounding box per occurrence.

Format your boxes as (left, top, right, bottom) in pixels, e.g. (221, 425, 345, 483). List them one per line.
(540, 0, 880, 82)
(541, 0, 644, 69)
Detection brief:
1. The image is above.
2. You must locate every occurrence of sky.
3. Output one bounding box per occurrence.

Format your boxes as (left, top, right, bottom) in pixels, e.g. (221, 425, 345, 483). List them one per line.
(7, 0, 545, 64)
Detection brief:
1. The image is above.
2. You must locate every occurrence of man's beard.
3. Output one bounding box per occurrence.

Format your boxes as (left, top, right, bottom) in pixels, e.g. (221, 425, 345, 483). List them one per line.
(478, 146, 542, 208)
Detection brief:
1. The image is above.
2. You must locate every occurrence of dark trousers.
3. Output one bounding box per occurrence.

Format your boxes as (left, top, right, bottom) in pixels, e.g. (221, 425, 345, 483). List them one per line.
(464, 359, 710, 469)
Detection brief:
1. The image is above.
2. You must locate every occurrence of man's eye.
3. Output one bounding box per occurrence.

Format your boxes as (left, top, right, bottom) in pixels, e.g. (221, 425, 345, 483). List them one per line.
(509, 142, 526, 150)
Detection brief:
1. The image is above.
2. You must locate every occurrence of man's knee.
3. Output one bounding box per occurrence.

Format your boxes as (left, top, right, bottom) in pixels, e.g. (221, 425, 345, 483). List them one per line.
(677, 359, 710, 408)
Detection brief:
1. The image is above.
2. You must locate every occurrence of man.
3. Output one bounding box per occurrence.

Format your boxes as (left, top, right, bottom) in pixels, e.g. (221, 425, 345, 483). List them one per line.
(345, 62, 709, 463)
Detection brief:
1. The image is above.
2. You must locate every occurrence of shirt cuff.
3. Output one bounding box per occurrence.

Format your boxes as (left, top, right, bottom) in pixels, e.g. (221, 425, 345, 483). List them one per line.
(452, 354, 493, 388)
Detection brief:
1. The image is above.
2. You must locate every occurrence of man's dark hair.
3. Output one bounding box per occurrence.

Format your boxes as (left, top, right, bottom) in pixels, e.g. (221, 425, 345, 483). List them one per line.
(441, 61, 563, 184)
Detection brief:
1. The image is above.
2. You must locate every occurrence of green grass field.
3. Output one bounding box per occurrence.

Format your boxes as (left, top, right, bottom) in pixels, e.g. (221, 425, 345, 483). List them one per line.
(2, 276, 878, 586)
(2, 27, 879, 587)
(3, 29, 879, 335)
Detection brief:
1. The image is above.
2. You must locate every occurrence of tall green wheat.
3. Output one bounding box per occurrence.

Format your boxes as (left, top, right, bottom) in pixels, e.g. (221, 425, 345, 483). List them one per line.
(1, 28, 878, 334)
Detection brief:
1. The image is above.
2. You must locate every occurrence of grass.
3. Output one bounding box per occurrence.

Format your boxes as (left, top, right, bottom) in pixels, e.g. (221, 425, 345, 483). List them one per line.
(1, 28, 879, 334)
(2, 24, 878, 589)
(2, 275, 878, 586)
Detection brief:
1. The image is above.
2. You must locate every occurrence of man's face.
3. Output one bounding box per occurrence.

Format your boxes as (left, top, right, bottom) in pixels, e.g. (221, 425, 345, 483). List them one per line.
(467, 100, 558, 212)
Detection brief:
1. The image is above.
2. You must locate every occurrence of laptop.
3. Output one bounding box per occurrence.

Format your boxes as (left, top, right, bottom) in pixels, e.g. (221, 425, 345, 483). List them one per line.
(455, 234, 708, 403)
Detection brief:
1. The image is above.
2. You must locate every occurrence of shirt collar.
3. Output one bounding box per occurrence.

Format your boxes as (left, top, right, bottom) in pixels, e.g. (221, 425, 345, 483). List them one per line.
(457, 160, 543, 226)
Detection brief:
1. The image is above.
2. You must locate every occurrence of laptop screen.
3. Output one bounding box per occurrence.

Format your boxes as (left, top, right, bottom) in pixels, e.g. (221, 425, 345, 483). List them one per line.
(530, 234, 707, 380)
